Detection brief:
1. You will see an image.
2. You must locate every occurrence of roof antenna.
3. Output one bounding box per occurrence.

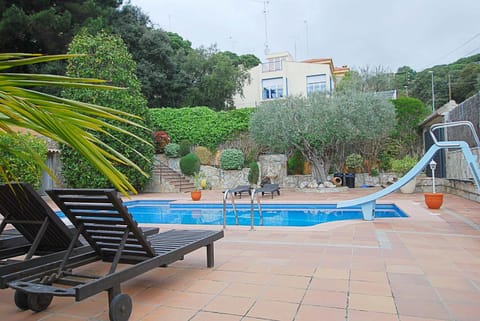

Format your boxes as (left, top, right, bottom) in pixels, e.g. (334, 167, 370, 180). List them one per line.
(252, 0, 270, 55)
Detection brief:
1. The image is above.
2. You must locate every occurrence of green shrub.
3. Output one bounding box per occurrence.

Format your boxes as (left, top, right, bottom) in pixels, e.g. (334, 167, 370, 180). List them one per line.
(248, 161, 259, 185)
(220, 148, 244, 170)
(345, 153, 363, 173)
(164, 143, 180, 158)
(194, 146, 212, 165)
(287, 150, 305, 175)
(0, 133, 47, 189)
(179, 153, 200, 176)
(149, 107, 255, 150)
(391, 155, 418, 176)
(179, 139, 191, 157)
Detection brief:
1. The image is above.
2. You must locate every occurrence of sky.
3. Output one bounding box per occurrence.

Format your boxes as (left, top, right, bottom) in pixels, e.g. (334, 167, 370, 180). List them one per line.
(129, 0, 480, 72)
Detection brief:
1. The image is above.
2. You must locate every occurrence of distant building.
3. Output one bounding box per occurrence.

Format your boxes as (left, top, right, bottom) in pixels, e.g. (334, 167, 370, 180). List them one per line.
(234, 52, 349, 108)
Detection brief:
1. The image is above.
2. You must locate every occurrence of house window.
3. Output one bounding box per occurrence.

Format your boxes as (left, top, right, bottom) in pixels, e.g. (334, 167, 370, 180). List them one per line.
(306, 74, 327, 95)
(262, 57, 283, 72)
(262, 77, 284, 99)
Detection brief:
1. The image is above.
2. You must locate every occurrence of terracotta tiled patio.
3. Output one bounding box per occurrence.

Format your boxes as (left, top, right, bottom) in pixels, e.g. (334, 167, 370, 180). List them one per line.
(1, 187, 479, 321)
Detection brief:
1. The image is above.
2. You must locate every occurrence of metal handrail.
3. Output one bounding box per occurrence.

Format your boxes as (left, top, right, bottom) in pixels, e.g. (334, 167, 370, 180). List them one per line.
(250, 189, 263, 231)
(430, 121, 480, 148)
(222, 189, 238, 229)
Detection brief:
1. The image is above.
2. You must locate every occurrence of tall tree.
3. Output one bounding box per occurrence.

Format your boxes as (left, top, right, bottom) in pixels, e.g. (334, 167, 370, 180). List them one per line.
(182, 46, 250, 110)
(0, 0, 120, 54)
(61, 31, 154, 191)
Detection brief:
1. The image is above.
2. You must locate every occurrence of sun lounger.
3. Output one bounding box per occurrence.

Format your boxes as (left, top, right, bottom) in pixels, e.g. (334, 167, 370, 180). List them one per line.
(0, 183, 83, 260)
(5, 188, 223, 321)
(256, 183, 280, 198)
(227, 185, 251, 198)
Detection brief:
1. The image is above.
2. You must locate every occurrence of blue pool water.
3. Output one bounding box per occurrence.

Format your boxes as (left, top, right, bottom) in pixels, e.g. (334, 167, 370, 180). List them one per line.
(119, 200, 407, 227)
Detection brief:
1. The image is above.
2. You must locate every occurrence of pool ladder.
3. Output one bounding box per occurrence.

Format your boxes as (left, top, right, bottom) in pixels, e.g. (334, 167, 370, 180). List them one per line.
(222, 188, 263, 230)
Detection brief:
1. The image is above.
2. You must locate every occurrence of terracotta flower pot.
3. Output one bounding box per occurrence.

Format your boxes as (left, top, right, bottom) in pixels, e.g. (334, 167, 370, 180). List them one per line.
(424, 192, 443, 209)
(191, 190, 202, 201)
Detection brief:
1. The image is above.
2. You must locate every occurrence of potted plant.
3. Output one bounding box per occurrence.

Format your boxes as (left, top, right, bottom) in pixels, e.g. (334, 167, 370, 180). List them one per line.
(391, 155, 418, 193)
(344, 153, 363, 188)
(191, 171, 206, 201)
(424, 159, 443, 209)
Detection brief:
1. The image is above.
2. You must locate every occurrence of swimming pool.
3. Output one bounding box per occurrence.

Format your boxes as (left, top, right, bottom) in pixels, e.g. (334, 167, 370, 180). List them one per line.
(122, 200, 407, 227)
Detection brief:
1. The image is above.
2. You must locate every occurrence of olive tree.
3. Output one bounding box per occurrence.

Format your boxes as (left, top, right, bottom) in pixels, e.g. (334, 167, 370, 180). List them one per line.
(249, 93, 395, 182)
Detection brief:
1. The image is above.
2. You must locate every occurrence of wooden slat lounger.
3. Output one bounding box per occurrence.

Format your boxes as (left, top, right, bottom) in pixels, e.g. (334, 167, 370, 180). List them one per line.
(256, 183, 280, 198)
(5, 188, 224, 321)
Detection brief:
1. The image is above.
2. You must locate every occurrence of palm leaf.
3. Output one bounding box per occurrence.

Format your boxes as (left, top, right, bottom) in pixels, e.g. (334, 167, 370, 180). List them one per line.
(0, 53, 152, 195)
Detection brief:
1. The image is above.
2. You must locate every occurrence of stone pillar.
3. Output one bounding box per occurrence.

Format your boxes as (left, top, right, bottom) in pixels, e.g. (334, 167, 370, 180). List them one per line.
(258, 154, 287, 186)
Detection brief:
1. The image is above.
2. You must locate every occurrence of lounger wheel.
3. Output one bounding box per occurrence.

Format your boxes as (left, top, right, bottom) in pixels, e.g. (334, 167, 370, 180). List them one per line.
(109, 293, 132, 321)
(14, 290, 29, 310)
(27, 293, 53, 312)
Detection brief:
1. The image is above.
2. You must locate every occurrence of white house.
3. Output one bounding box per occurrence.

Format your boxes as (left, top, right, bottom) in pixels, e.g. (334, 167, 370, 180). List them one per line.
(234, 52, 349, 108)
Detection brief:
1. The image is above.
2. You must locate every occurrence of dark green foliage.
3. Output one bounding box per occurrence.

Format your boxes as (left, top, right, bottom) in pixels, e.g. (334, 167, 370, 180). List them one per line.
(409, 54, 480, 108)
(179, 139, 191, 157)
(0, 1, 120, 54)
(180, 46, 251, 110)
(60, 31, 153, 191)
(377, 138, 403, 171)
(164, 143, 180, 158)
(391, 97, 430, 155)
(220, 149, 244, 170)
(248, 161, 259, 185)
(287, 150, 305, 175)
(0, 133, 47, 189)
(179, 153, 200, 176)
(149, 107, 254, 150)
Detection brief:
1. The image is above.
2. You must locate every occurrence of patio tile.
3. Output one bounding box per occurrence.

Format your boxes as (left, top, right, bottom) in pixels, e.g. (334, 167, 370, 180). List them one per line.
(247, 299, 299, 321)
(129, 306, 195, 321)
(445, 301, 480, 321)
(348, 293, 396, 314)
(259, 285, 306, 303)
(295, 305, 345, 321)
(349, 280, 392, 296)
(161, 292, 215, 310)
(309, 277, 350, 292)
(186, 279, 229, 294)
(221, 283, 264, 298)
(347, 309, 399, 321)
(190, 311, 243, 321)
(395, 297, 450, 320)
(267, 274, 311, 288)
(203, 295, 255, 315)
(302, 289, 347, 308)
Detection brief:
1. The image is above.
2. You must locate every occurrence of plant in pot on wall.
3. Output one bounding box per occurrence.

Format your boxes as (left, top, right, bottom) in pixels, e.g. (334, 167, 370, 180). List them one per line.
(191, 171, 207, 201)
(424, 159, 443, 209)
(391, 155, 418, 193)
(344, 153, 363, 188)
(179, 152, 202, 200)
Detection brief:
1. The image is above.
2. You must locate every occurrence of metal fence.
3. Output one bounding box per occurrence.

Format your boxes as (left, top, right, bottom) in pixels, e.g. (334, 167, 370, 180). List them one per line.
(446, 92, 480, 147)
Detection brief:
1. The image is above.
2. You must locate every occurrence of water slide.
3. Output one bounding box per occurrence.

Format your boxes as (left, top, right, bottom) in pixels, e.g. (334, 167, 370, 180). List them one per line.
(337, 121, 480, 220)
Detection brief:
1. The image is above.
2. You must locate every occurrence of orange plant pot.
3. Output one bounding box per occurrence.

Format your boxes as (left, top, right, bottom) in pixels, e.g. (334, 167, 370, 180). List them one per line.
(191, 191, 202, 201)
(424, 192, 443, 209)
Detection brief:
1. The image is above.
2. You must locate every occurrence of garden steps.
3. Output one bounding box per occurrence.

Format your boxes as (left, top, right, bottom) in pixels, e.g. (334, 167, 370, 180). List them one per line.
(153, 161, 195, 192)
